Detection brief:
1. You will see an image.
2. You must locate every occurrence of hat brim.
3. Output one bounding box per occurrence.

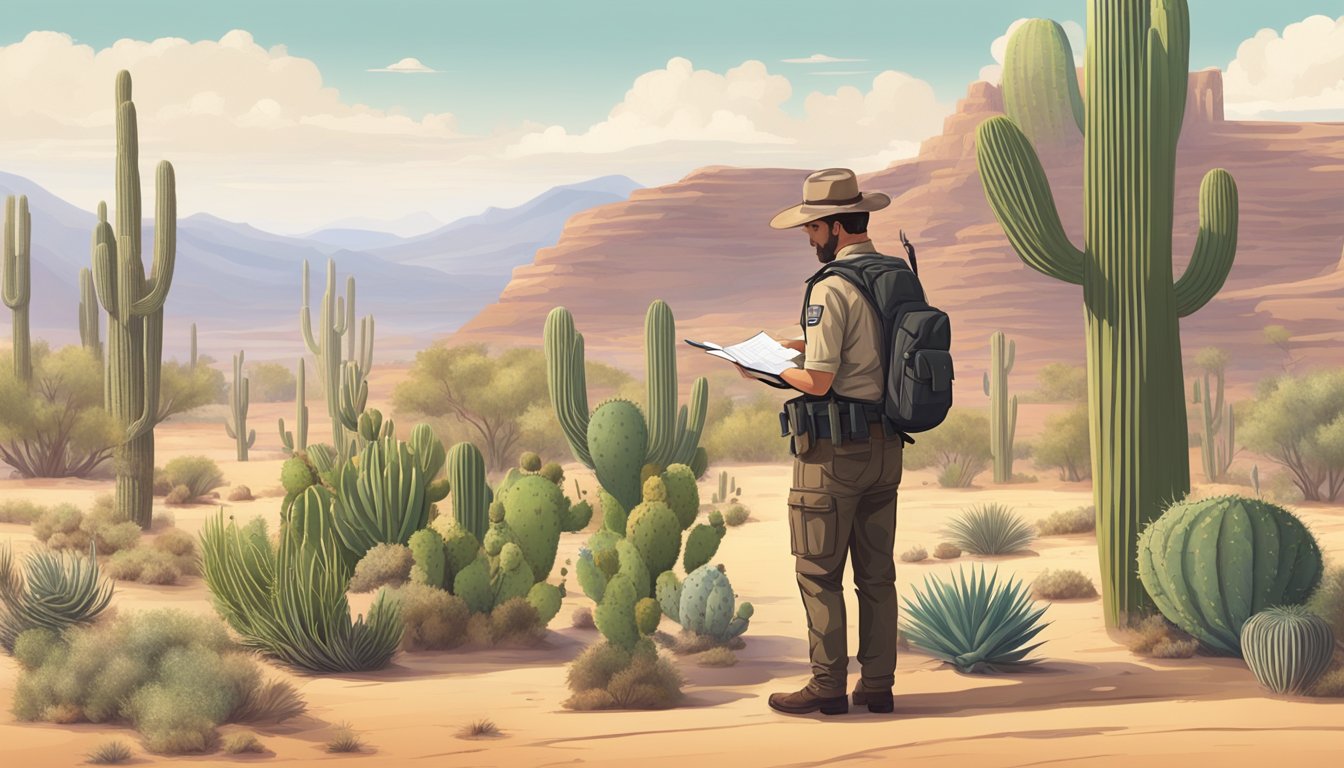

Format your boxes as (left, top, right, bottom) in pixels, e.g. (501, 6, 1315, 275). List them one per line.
(768, 192, 892, 229)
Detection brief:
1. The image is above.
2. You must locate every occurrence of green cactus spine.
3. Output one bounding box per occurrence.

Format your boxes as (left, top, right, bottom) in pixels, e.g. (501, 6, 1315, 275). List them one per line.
(447, 442, 490, 543)
(982, 331, 1018, 483)
(1137, 496, 1322, 654)
(1001, 19, 1085, 148)
(3, 195, 32, 383)
(976, 1, 1239, 627)
(279, 358, 309, 453)
(1240, 605, 1335, 695)
(90, 71, 177, 529)
(78, 268, 101, 362)
(224, 350, 256, 461)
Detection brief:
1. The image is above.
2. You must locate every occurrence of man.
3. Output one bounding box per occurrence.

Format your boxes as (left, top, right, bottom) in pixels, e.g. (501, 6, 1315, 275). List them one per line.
(739, 168, 905, 716)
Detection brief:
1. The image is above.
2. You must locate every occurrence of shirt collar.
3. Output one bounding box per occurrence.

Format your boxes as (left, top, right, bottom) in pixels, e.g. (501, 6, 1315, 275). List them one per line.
(835, 239, 878, 260)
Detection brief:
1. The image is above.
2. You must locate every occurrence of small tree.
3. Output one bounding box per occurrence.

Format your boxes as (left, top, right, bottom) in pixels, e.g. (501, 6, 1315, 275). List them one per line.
(702, 393, 790, 463)
(1034, 403, 1091, 481)
(1027, 362, 1087, 403)
(902, 410, 992, 487)
(247, 361, 297, 402)
(0, 344, 118, 477)
(1263, 325, 1295, 372)
(1241, 370, 1344, 502)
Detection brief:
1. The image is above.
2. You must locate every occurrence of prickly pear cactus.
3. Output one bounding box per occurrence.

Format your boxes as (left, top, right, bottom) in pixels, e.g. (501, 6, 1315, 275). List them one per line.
(594, 575, 639, 651)
(453, 555, 493, 615)
(527, 581, 563, 626)
(408, 528, 447, 588)
(490, 542, 534, 609)
(661, 464, 700, 529)
(676, 564, 752, 642)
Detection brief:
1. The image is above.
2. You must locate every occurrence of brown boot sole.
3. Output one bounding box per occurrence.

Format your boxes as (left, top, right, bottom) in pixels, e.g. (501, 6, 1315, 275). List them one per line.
(852, 689, 894, 713)
(768, 696, 849, 716)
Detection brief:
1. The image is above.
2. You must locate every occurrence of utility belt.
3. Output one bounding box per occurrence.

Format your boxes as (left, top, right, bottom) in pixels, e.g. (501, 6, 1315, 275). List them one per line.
(778, 394, 914, 456)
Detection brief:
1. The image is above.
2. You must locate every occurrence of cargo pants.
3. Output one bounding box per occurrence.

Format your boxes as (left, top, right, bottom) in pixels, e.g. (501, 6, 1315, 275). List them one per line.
(787, 418, 904, 698)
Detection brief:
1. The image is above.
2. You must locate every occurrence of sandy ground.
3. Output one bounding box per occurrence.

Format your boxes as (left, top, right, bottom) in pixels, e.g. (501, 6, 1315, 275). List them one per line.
(1, 399, 1342, 767)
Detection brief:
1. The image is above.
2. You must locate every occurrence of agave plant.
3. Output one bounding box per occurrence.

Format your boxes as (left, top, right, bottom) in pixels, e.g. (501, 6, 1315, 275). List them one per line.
(901, 564, 1050, 672)
(943, 503, 1036, 555)
(0, 543, 114, 651)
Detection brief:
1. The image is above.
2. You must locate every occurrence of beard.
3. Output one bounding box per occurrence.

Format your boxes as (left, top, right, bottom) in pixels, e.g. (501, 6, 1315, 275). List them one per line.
(815, 230, 840, 263)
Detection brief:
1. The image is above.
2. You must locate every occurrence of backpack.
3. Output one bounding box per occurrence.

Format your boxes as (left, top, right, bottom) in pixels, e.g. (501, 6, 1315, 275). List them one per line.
(800, 235, 954, 436)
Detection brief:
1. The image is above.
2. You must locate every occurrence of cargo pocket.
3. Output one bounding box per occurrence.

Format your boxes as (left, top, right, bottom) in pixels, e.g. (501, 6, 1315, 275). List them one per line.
(788, 489, 836, 559)
(826, 440, 873, 485)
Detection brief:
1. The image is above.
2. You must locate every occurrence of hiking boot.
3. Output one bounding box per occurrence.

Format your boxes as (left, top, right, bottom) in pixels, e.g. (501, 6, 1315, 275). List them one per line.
(768, 686, 848, 716)
(851, 682, 894, 713)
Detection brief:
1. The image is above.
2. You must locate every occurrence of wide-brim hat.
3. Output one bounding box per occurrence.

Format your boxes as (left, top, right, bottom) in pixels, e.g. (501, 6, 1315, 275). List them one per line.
(769, 167, 891, 229)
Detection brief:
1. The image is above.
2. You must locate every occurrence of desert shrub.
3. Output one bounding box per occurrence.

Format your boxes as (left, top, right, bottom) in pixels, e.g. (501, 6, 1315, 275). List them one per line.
(1306, 565, 1344, 641)
(1121, 614, 1199, 658)
(0, 544, 113, 651)
(1023, 362, 1087, 403)
(488, 597, 546, 647)
(11, 609, 304, 755)
(0, 344, 120, 478)
(153, 467, 172, 496)
(720, 502, 750, 526)
(1037, 505, 1095, 535)
(901, 564, 1049, 672)
(1032, 569, 1098, 600)
(87, 741, 134, 764)
(350, 544, 414, 593)
(943, 503, 1035, 555)
(572, 606, 596, 630)
(227, 485, 253, 502)
(1308, 666, 1344, 697)
(389, 582, 470, 650)
(247, 362, 297, 402)
(222, 732, 266, 754)
(326, 722, 363, 753)
(933, 542, 961, 559)
(1241, 370, 1344, 502)
(564, 639, 683, 710)
(32, 503, 87, 547)
(902, 410, 991, 487)
(0, 499, 43, 525)
(165, 485, 193, 506)
(160, 456, 225, 501)
(1033, 403, 1091, 481)
(702, 394, 791, 463)
(900, 545, 928, 563)
(457, 718, 502, 739)
(103, 532, 198, 586)
(696, 647, 738, 667)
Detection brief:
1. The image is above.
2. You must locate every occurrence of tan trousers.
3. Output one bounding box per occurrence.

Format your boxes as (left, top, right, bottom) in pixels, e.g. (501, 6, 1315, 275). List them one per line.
(787, 421, 904, 697)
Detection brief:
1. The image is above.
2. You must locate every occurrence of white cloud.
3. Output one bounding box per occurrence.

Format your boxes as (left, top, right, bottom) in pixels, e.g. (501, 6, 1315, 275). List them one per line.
(0, 34, 952, 232)
(782, 53, 866, 64)
(978, 18, 1084, 84)
(368, 56, 438, 73)
(1223, 14, 1344, 120)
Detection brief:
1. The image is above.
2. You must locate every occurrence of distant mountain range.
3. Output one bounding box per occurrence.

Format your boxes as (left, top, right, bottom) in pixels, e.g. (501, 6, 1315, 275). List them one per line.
(0, 172, 641, 363)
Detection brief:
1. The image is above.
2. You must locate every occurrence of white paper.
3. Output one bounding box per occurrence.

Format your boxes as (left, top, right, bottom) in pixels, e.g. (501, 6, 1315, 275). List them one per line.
(694, 331, 802, 376)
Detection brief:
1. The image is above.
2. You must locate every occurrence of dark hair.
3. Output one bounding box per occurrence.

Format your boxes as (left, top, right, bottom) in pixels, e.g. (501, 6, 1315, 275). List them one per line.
(819, 212, 869, 234)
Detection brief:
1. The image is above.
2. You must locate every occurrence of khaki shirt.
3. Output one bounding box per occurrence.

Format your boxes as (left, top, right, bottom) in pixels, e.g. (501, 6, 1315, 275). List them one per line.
(796, 240, 886, 402)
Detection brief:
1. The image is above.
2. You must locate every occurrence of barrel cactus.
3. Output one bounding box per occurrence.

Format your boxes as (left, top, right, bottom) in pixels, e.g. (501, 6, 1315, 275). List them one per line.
(1137, 496, 1323, 654)
(1240, 605, 1335, 695)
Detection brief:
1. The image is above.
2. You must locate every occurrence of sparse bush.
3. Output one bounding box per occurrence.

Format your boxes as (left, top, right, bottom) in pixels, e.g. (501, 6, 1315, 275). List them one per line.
(326, 722, 363, 753)
(160, 456, 225, 501)
(902, 410, 992, 487)
(86, 740, 134, 764)
(247, 362, 297, 403)
(696, 647, 738, 667)
(933, 542, 961, 559)
(1033, 403, 1091, 481)
(1241, 370, 1344, 501)
(488, 598, 545, 648)
(703, 394, 791, 463)
(227, 485, 253, 502)
(457, 718, 501, 739)
(1024, 362, 1088, 403)
(900, 545, 928, 563)
(102, 531, 197, 586)
(11, 609, 304, 755)
(1306, 565, 1344, 642)
(165, 485, 193, 505)
(389, 582, 469, 650)
(350, 544, 414, 593)
(222, 732, 266, 754)
(1037, 505, 1095, 535)
(572, 606, 596, 630)
(721, 503, 750, 526)
(32, 503, 87, 547)
(1308, 666, 1344, 697)
(1032, 569, 1098, 600)
(0, 500, 43, 525)
(1122, 614, 1199, 658)
(564, 639, 683, 710)
(943, 503, 1035, 555)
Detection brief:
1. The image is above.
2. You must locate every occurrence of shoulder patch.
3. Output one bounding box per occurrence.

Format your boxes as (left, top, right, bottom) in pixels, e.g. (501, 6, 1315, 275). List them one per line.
(805, 304, 824, 326)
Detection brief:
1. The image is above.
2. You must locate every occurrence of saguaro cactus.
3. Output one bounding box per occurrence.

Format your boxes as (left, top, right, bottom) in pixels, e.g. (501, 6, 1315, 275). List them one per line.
(1191, 347, 1234, 482)
(300, 260, 374, 457)
(90, 70, 177, 529)
(982, 331, 1017, 483)
(189, 322, 197, 369)
(2, 195, 32, 383)
(78, 268, 102, 361)
(976, 1, 1239, 627)
(279, 358, 309, 453)
(225, 350, 255, 461)
(1001, 19, 1085, 148)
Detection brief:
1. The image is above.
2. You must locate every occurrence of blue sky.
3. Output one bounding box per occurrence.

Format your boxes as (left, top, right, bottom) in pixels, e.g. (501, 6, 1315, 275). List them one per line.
(4, 0, 1337, 134)
(0, 1, 1339, 232)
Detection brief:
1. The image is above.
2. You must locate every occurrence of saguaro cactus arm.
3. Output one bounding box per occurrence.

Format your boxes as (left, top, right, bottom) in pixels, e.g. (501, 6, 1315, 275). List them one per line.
(130, 162, 177, 316)
(1174, 169, 1239, 318)
(543, 307, 594, 467)
(975, 117, 1085, 286)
